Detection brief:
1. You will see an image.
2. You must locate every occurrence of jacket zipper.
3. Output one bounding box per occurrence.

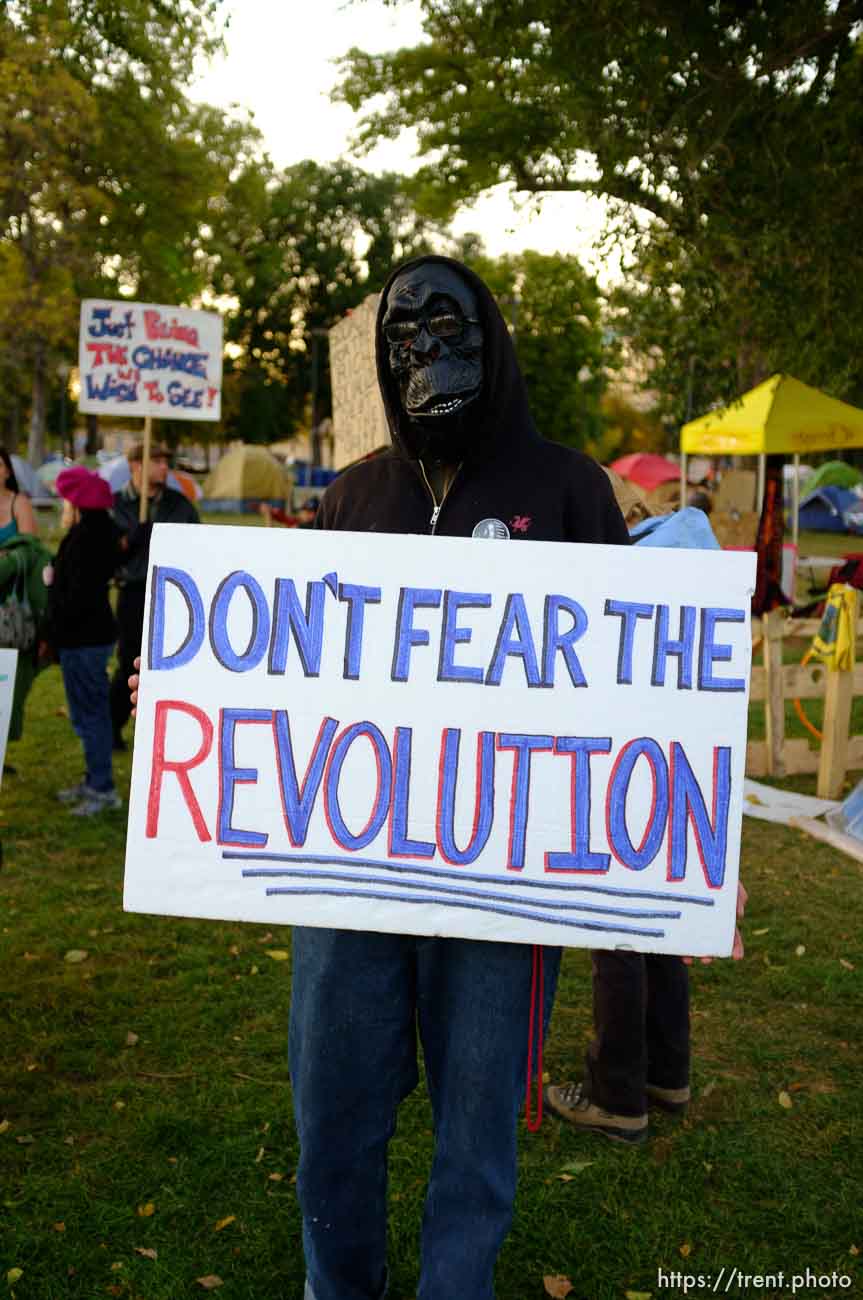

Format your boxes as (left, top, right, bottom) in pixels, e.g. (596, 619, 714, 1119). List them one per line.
(419, 462, 462, 535)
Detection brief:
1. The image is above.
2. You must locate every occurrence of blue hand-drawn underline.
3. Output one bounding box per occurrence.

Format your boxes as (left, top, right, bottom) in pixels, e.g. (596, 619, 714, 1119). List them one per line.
(224, 851, 715, 907)
(261, 885, 666, 937)
(242, 866, 680, 920)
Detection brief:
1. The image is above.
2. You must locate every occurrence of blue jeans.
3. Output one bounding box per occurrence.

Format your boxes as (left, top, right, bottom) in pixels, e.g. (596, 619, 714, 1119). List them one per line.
(290, 928, 561, 1300)
(59, 644, 115, 793)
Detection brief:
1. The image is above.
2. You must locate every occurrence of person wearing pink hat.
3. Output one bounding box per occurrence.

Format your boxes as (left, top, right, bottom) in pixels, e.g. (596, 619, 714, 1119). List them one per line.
(45, 467, 123, 816)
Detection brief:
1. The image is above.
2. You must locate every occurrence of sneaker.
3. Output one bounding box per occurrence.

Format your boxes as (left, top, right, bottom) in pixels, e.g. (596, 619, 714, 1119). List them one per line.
(70, 788, 122, 817)
(646, 1082, 691, 1114)
(544, 1081, 647, 1144)
(57, 780, 91, 805)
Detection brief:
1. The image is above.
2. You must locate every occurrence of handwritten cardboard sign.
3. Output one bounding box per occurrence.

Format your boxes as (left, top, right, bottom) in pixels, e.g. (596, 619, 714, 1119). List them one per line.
(124, 525, 755, 955)
(77, 300, 222, 420)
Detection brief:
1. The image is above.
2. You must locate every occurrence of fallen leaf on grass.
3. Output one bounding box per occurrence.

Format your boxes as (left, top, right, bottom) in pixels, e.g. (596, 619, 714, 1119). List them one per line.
(268, 1172, 284, 1183)
(64, 950, 89, 964)
(679, 1243, 692, 1258)
(254, 1146, 265, 1164)
(110, 1261, 124, 1271)
(265, 949, 289, 962)
(7, 1268, 23, 1285)
(137, 1201, 156, 1217)
(543, 1276, 573, 1298)
(795, 945, 806, 957)
(134, 1247, 158, 1260)
(778, 1091, 793, 1109)
(214, 1215, 236, 1231)
(196, 1276, 224, 1290)
(560, 1159, 594, 1175)
(701, 1079, 718, 1099)
(125, 1031, 139, 1047)
(850, 1245, 859, 1257)
(228, 944, 240, 957)
(840, 959, 855, 971)
(556, 1173, 574, 1182)
(0, 1120, 9, 1135)
(15, 1135, 34, 1145)
(53, 1222, 65, 1232)
(625, 1292, 653, 1300)
(752, 928, 769, 936)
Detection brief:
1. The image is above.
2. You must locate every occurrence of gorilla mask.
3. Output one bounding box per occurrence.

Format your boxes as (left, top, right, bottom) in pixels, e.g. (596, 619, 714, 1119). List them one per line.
(383, 264, 483, 456)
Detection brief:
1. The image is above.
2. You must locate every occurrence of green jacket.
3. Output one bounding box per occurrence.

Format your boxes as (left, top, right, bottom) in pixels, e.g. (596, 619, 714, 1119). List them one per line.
(0, 533, 55, 742)
(0, 533, 54, 621)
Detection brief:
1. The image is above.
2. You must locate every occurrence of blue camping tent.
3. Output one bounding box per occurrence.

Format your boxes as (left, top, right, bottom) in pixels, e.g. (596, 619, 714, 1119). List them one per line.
(798, 485, 863, 534)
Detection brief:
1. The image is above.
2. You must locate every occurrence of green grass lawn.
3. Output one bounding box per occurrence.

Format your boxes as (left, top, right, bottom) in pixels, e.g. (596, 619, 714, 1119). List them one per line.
(1, 531, 862, 1300)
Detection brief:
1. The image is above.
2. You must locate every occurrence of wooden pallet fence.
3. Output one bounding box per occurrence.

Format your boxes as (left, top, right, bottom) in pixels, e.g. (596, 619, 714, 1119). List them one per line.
(747, 608, 863, 797)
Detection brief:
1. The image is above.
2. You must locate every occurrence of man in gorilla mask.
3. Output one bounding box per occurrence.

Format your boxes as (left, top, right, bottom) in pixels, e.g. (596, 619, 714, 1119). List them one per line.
(289, 256, 630, 1300)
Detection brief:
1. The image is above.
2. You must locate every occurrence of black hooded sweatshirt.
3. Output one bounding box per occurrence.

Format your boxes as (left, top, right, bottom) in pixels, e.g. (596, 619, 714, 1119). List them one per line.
(315, 255, 630, 549)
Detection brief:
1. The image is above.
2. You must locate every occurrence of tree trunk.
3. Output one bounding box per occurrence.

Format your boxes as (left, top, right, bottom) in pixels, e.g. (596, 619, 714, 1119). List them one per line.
(7, 401, 20, 455)
(27, 345, 46, 466)
(85, 413, 100, 456)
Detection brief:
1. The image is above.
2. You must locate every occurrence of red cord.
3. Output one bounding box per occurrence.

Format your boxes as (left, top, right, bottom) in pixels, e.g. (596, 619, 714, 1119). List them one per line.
(525, 944, 545, 1132)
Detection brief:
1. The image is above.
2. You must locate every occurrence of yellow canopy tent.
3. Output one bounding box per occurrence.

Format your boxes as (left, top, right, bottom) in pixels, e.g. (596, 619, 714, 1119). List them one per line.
(680, 374, 863, 544)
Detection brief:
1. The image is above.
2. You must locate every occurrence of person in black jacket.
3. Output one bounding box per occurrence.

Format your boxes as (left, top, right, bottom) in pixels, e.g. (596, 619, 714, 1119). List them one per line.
(287, 257, 632, 1300)
(47, 467, 122, 816)
(109, 439, 198, 751)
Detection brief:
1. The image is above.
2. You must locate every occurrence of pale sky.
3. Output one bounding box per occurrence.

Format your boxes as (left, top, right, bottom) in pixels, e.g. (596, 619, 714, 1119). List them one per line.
(191, 0, 614, 277)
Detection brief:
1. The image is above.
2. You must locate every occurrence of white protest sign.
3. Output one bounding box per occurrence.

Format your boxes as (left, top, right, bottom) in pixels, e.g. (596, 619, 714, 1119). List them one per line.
(124, 525, 755, 956)
(77, 300, 222, 421)
(0, 649, 17, 788)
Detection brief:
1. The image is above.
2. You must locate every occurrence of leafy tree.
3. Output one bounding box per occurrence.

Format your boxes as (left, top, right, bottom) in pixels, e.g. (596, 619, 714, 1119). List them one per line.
(337, 1, 863, 409)
(207, 159, 444, 446)
(0, 0, 248, 462)
(464, 249, 609, 448)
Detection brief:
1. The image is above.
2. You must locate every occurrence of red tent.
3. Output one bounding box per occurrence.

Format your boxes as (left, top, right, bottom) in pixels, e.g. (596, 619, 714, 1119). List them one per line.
(610, 452, 680, 492)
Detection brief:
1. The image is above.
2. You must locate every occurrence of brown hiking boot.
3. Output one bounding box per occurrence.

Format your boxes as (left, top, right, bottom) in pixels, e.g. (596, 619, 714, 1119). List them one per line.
(544, 1081, 647, 1144)
(646, 1082, 691, 1114)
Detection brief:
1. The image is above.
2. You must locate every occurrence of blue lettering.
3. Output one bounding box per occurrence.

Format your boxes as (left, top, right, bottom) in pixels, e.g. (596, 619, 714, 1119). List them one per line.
(699, 608, 747, 692)
(217, 708, 272, 847)
(338, 582, 381, 680)
(208, 571, 270, 673)
(667, 742, 731, 886)
(391, 587, 442, 681)
(541, 594, 588, 687)
(606, 738, 669, 871)
(604, 599, 654, 685)
(545, 737, 612, 874)
(436, 729, 495, 865)
(388, 727, 436, 858)
(651, 604, 696, 689)
(324, 723, 392, 851)
(486, 594, 541, 687)
(437, 590, 490, 684)
(147, 565, 206, 670)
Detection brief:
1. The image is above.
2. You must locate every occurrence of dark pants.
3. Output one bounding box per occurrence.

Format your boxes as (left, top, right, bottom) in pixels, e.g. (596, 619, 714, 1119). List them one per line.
(585, 950, 690, 1117)
(59, 644, 115, 793)
(290, 928, 561, 1300)
(109, 584, 146, 740)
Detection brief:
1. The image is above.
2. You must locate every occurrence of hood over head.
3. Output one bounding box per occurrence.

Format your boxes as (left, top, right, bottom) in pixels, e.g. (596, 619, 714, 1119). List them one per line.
(375, 255, 539, 464)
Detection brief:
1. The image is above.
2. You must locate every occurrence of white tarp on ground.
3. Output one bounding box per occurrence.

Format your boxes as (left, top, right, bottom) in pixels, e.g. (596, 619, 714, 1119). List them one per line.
(742, 777, 839, 825)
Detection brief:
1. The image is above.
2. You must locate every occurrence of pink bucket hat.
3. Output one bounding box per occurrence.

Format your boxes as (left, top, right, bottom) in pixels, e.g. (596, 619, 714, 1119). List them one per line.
(56, 466, 113, 511)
